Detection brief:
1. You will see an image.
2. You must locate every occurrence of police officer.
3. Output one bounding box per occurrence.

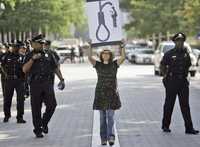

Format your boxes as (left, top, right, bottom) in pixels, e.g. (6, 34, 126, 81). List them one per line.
(18, 43, 29, 99)
(45, 40, 60, 64)
(161, 32, 199, 135)
(44, 40, 61, 84)
(0, 42, 26, 123)
(25, 40, 32, 53)
(0, 43, 7, 100)
(0, 43, 6, 90)
(44, 40, 52, 50)
(23, 34, 65, 138)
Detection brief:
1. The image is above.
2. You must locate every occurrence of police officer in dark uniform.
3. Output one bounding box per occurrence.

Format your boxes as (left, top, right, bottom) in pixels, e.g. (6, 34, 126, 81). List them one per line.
(44, 40, 52, 50)
(161, 32, 199, 135)
(0, 43, 7, 100)
(23, 34, 65, 138)
(18, 42, 29, 99)
(45, 40, 60, 84)
(0, 42, 26, 123)
(45, 40, 60, 63)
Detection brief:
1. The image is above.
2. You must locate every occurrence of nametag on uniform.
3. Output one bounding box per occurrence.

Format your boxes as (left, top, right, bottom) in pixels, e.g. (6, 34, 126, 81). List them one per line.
(45, 54, 49, 58)
(184, 54, 187, 57)
(172, 56, 176, 59)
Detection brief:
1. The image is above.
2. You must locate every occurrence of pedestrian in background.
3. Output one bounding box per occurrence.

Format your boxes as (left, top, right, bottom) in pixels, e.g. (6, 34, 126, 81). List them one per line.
(78, 45, 84, 63)
(18, 42, 29, 99)
(70, 46, 76, 63)
(161, 32, 199, 135)
(88, 40, 126, 146)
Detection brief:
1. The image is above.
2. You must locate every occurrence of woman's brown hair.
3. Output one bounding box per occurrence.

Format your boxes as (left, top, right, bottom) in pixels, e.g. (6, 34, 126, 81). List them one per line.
(100, 49, 114, 63)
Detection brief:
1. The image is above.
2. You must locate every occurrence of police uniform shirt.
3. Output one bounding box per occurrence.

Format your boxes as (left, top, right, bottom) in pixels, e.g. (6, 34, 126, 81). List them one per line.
(24, 50, 58, 80)
(161, 48, 191, 77)
(49, 49, 60, 63)
(0, 52, 25, 79)
(0, 52, 5, 74)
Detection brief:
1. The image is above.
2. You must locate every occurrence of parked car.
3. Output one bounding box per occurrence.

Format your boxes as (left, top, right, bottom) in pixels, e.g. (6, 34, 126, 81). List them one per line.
(125, 44, 141, 58)
(127, 48, 154, 64)
(192, 49, 200, 67)
(192, 48, 200, 59)
(55, 45, 71, 59)
(198, 56, 200, 67)
(154, 41, 197, 77)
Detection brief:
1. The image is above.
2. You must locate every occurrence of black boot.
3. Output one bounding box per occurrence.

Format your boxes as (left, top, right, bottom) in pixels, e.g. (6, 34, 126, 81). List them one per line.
(33, 129, 44, 138)
(17, 118, 26, 124)
(42, 125, 48, 134)
(185, 129, 199, 135)
(3, 116, 10, 123)
(162, 127, 171, 133)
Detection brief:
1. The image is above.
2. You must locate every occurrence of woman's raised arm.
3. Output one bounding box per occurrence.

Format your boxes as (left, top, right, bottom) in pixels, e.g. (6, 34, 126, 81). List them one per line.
(88, 41, 96, 66)
(117, 40, 126, 65)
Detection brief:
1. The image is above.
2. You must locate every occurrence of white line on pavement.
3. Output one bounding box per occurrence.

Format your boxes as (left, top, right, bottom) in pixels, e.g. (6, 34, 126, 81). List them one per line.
(92, 110, 120, 147)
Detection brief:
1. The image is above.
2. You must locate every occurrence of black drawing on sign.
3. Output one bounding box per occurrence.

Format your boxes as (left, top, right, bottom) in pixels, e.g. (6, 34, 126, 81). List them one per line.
(96, 0, 118, 42)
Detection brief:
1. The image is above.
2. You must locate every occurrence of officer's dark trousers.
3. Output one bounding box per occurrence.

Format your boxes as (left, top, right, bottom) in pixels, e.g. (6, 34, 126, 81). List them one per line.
(30, 81, 57, 133)
(1, 75, 5, 98)
(4, 79, 25, 119)
(162, 78, 193, 130)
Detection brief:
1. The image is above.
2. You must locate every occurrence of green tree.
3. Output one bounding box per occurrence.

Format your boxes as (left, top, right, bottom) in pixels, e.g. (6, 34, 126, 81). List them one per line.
(120, 0, 197, 37)
(0, 0, 86, 39)
(179, 0, 200, 35)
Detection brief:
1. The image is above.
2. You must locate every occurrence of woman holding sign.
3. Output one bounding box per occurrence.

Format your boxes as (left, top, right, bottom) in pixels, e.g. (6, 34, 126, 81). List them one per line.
(88, 41, 125, 146)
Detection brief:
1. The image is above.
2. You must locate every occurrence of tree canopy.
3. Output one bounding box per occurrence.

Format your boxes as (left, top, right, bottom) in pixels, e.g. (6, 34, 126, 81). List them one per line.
(121, 0, 200, 38)
(0, 0, 85, 37)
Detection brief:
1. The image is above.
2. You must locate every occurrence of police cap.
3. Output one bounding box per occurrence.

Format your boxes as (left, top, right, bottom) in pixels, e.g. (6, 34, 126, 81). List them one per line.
(31, 34, 46, 44)
(45, 40, 51, 46)
(172, 32, 186, 42)
(15, 41, 26, 49)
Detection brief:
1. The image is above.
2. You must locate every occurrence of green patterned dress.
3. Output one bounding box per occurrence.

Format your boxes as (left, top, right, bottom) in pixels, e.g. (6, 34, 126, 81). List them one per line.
(93, 60, 121, 110)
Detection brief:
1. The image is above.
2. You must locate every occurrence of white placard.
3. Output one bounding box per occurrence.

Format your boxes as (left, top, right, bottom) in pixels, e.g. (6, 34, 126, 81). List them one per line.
(86, 0, 123, 46)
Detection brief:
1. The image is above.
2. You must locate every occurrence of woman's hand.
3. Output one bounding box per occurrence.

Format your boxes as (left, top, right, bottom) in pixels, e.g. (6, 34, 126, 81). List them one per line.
(117, 39, 126, 65)
(120, 39, 125, 49)
(88, 39, 92, 48)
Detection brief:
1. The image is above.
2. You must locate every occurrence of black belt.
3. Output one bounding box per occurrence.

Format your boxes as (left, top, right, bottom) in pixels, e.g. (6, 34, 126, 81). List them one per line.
(31, 74, 53, 81)
(6, 75, 21, 80)
(167, 74, 187, 79)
